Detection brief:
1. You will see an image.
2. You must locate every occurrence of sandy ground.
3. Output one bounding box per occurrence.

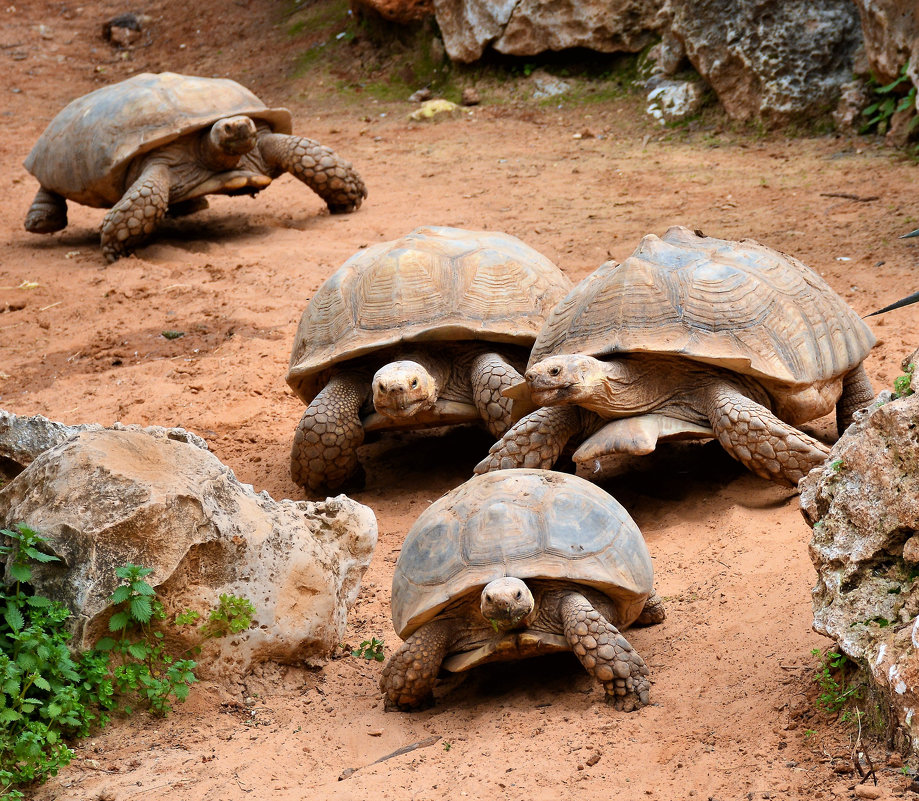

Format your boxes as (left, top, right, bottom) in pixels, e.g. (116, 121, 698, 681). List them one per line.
(3, 2, 919, 800)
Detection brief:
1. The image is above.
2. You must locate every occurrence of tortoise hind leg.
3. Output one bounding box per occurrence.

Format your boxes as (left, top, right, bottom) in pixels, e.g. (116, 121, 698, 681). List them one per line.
(836, 363, 874, 434)
(703, 381, 829, 486)
(469, 352, 525, 438)
(290, 370, 369, 493)
(100, 162, 171, 262)
(25, 187, 68, 233)
(635, 592, 666, 626)
(380, 618, 456, 711)
(558, 592, 651, 711)
(257, 132, 367, 213)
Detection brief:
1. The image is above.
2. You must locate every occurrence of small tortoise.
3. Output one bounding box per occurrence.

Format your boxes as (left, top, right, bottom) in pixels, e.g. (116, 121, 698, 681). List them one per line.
(380, 468, 664, 711)
(476, 226, 876, 486)
(286, 226, 571, 493)
(23, 72, 367, 262)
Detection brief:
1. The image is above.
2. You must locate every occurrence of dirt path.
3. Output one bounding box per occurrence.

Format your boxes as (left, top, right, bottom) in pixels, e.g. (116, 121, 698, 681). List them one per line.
(3, 2, 919, 800)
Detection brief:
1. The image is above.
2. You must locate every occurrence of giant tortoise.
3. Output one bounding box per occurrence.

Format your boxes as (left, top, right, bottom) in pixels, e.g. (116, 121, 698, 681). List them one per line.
(476, 226, 876, 486)
(286, 226, 571, 493)
(23, 72, 366, 261)
(380, 468, 663, 711)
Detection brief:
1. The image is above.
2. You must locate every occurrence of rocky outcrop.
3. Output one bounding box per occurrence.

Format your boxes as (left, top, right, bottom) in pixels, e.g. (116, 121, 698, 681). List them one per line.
(852, 0, 919, 89)
(0, 425, 377, 678)
(658, 0, 863, 125)
(432, 0, 663, 63)
(800, 349, 919, 753)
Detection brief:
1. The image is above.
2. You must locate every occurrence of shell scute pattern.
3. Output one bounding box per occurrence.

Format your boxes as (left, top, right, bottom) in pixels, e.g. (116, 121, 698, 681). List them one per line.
(530, 226, 875, 388)
(287, 226, 573, 404)
(392, 469, 652, 639)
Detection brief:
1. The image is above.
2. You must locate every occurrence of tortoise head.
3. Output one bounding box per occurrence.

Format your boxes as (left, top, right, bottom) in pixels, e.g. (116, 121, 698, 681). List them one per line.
(208, 115, 258, 156)
(526, 354, 616, 407)
(372, 360, 438, 419)
(480, 577, 534, 631)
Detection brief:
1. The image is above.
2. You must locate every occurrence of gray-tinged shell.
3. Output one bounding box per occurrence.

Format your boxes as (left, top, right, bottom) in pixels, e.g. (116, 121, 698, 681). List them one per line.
(530, 226, 876, 387)
(391, 468, 653, 638)
(23, 72, 292, 207)
(286, 226, 572, 404)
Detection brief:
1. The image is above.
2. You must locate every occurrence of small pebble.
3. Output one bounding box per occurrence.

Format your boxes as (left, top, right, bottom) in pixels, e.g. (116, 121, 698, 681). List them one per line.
(853, 786, 881, 800)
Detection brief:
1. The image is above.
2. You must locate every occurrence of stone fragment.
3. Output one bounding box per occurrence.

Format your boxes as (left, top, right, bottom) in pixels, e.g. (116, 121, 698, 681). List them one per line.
(351, 0, 434, 24)
(645, 79, 706, 124)
(800, 362, 919, 753)
(0, 426, 377, 678)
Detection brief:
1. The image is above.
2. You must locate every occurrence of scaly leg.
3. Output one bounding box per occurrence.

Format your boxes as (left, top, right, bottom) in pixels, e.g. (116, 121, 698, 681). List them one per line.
(836, 363, 874, 434)
(257, 132, 367, 213)
(24, 187, 68, 233)
(704, 381, 829, 486)
(474, 405, 586, 474)
(559, 592, 651, 711)
(100, 162, 171, 262)
(380, 618, 456, 711)
(290, 371, 369, 493)
(469, 352, 526, 438)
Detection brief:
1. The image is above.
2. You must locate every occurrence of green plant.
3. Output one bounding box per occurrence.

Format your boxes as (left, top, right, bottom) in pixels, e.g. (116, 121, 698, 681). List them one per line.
(95, 570, 255, 716)
(830, 458, 845, 473)
(351, 637, 385, 662)
(0, 524, 115, 800)
(894, 364, 914, 397)
(811, 647, 861, 713)
(861, 63, 918, 138)
(93, 565, 196, 716)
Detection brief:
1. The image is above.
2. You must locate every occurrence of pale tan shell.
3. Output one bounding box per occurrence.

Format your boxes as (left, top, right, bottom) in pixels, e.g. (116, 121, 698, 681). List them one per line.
(530, 226, 876, 389)
(23, 72, 292, 207)
(391, 469, 653, 639)
(286, 226, 572, 404)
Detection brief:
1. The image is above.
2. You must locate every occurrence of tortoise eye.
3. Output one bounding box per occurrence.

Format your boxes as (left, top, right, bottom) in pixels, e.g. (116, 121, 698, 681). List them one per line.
(410, 379, 418, 389)
(485, 594, 493, 603)
(514, 590, 522, 599)
(549, 366, 561, 376)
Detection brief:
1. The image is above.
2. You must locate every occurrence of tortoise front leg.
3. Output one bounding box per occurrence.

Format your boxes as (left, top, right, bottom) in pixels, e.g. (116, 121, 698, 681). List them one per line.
(290, 370, 369, 494)
(836, 363, 874, 434)
(380, 618, 457, 711)
(469, 352, 526, 438)
(474, 405, 587, 474)
(257, 132, 367, 213)
(100, 162, 171, 262)
(24, 187, 68, 234)
(703, 381, 829, 486)
(558, 592, 651, 711)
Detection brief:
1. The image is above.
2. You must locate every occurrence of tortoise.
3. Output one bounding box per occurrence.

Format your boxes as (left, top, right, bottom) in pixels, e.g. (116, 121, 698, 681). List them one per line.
(23, 72, 367, 262)
(286, 226, 572, 493)
(475, 226, 877, 486)
(380, 468, 664, 711)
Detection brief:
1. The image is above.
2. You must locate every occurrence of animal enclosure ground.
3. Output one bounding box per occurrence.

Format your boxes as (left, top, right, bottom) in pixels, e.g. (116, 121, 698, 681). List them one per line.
(2, 2, 919, 799)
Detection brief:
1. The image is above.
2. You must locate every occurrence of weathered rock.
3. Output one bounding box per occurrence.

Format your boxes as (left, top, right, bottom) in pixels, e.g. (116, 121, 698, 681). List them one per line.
(833, 80, 872, 131)
(351, 0, 434, 24)
(530, 70, 571, 100)
(851, 0, 919, 89)
(0, 427, 377, 678)
(645, 30, 687, 77)
(801, 352, 919, 753)
(645, 78, 706, 124)
(659, 0, 864, 125)
(432, 0, 663, 64)
(0, 408, 206, 475)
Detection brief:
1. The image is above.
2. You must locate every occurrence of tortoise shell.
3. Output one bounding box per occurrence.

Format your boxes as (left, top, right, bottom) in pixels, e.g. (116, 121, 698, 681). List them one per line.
(529, 226, 876, 388)
(286, 226, 572, 405)
(23, 72, 292, 207)
(391, 468, 653, 639)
